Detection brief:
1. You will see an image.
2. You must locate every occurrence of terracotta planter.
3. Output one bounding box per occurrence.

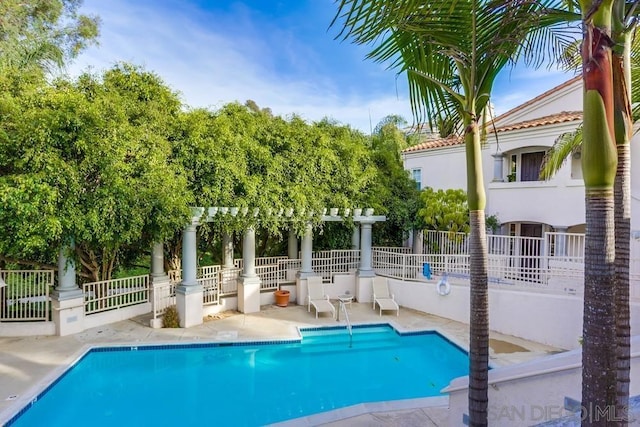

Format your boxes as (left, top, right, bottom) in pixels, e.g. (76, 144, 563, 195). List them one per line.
(274, 290, 290, 307)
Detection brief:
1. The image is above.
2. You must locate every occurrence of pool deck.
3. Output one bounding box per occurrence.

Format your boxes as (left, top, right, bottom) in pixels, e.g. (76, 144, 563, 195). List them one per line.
(0, 303, 560, 426)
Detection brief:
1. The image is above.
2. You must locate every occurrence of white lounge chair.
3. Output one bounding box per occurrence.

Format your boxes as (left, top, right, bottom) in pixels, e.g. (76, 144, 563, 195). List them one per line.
(307, 276, 336, 319)
(373, 276, 399, 316)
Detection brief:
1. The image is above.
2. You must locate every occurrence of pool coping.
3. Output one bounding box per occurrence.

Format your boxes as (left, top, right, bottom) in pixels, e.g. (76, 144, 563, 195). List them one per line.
(1, 321, 470, 426)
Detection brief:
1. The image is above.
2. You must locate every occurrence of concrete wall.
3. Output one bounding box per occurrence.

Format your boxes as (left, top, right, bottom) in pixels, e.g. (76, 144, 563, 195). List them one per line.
(0, 321, 56, 337)
(403, 146, 467, 191)
(84, 302, 152, 330)
(387, 277, 640, 350)
(445, 336, 640, 426)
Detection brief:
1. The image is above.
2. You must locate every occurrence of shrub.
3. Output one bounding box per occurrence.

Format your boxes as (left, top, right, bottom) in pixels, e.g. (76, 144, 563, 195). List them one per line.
(162, 305, 180, 328)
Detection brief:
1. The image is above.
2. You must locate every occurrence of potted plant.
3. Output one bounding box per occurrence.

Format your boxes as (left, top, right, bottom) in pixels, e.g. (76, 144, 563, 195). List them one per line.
(274, 289, 290, 307)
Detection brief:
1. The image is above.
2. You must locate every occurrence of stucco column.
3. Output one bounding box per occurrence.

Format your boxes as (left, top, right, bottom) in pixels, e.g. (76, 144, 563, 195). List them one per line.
(151, 242, 165, 277)
(358, 221, 375, 277)
(242, 227, 257, 278)
(238, 226, 261, 313)
(352, 226, 360, 250)
(412, 229, 424, 254)
(300, 222, 313, 275)
(176, 223, 203, 327)
(180, 224, 198, 287)
(52, 241, 84, 336)
(56, 244, 80, 297)
(222, 232, 235, 269)
(554, 227, 568, 256)
(149, 241, 170, 328)
(288, 227, 298, 259)
(492, 152, 504, 182)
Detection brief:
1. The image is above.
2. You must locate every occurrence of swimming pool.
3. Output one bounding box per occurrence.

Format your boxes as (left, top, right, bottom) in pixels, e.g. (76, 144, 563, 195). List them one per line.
(7, 324, 468, 426)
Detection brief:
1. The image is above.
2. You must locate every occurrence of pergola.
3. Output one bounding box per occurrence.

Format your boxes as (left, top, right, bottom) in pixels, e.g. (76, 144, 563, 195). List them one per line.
(162, 206, 386, 327)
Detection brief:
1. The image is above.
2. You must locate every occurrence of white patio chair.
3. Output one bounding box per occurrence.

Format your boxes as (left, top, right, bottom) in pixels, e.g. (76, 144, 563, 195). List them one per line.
(307, 276, 336, 319)
(372, 276, 399, 316)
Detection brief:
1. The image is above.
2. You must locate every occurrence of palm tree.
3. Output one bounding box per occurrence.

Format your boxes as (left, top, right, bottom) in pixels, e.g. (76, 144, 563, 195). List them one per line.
(575, 0, 620, 422)
(331, 1, 570, 425)
(610, 3, 638, 421)
(539, 3, 638, 420)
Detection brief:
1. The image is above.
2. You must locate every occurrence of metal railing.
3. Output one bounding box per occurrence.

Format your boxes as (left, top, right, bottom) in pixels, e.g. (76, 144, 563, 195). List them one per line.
(83, 275, 149, 315)
(373, 248, 640, 298)
(219, 268, 241, 295)
(312, 250, 360, 282)
(0, 270, 53, 321)
(152, 281, 177, 320)
(373, 246, 411, 254)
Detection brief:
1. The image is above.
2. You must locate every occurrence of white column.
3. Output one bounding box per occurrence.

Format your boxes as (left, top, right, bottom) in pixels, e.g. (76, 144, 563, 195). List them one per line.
(358, 221, 375, 277)
(554, 227, 568, 256)
(223, 232, 234, 269)
(177, 223, 203, 327)
(52, 241, 84, 336)
(300, 222, 313, 275)
(242, 227, 257, 277)
(352, 226, 360, 250)
(149, 242, 171, 328)
(151, 242, 165, 277)
(288, 227, 298, 259)
(238, 226, 261, 313)
(180, 224, 198, 287)
(412, 230, 424, 254)
(492, 152, 504, 182)
(56, 245, 80, 296)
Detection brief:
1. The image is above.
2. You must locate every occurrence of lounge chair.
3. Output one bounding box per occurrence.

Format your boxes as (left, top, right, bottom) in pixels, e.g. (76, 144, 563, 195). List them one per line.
(373, 276, 399, 316)
(307, 276, 336, 319)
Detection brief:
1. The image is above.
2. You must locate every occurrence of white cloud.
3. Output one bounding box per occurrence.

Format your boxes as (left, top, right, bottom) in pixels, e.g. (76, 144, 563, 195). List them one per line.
(66, 0, 411, 133)
(67, 0, 575, 132)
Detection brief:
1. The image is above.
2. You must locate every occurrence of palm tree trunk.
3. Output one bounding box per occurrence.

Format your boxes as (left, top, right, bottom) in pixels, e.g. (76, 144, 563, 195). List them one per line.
(612, 13, 632, 420)
(614, 142, 630, 424)
(580, 2, 618, 424)
(582, 189, 617, 425)
(465, 120, 489, 427)
(468, 209, 488, 427)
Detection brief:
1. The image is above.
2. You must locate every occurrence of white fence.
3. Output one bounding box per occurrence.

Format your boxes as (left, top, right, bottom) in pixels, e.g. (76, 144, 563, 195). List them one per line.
(152, 281, 177, 320)
(312, 250, 360, 282)
(407, 230, 640, 298)
(0, 270, 53, 321)
(83, 275, 149, 315)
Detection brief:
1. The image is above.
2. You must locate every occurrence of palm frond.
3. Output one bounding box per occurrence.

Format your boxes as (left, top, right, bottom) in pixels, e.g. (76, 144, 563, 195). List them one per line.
(539, 126, 583, 180)
(333, 0, 572, 128)
(630, 26, 640, 122)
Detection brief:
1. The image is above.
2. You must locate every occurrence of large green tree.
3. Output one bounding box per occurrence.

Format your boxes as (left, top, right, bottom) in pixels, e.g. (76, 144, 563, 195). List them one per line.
(332, 1, 569, 424)
(172, 103, 379, 259)
(0, 64, 192, 281)
(0, 0, 99, 73)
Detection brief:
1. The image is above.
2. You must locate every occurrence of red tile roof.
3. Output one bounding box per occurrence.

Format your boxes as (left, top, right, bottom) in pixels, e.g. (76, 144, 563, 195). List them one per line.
(492, 76, 581, 123)
(493, 111, 582, 132)
(403, 135, 464, 153)
(403, 111, 583, 154)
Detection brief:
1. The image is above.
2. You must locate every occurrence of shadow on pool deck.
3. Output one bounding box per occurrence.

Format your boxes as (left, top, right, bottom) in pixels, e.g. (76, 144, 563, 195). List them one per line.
(0, 302, 560, 426)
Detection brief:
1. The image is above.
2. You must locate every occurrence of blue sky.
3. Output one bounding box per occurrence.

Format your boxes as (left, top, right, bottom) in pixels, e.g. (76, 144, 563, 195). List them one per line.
(68, 0, 578, 133)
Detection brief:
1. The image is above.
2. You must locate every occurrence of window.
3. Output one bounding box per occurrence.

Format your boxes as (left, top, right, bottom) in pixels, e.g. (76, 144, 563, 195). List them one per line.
(506, 151, 545, 182)
(520, 152, 545, 181)
(411, 168, 422, 190)
(508, 155, 517, 181)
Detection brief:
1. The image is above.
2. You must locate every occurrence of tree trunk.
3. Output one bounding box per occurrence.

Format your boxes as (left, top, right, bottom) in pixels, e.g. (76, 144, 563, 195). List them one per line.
(611, 8, 632, 421)
(468, 210, 488, 427)
(582, 190, 617, 425)
(464, 119, 489, 427)
(614, 143, 630, 424)
(580, 3, 618, 424)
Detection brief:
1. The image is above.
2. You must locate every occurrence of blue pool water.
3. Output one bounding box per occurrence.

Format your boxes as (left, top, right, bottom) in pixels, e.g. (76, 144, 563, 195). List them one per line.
(8, 325, 468, 426)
